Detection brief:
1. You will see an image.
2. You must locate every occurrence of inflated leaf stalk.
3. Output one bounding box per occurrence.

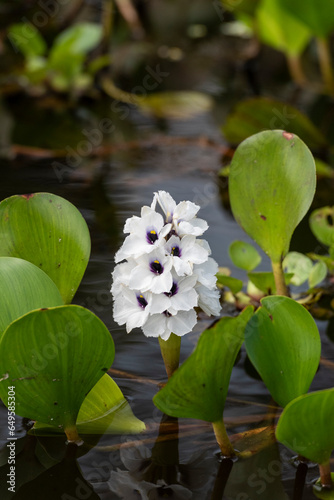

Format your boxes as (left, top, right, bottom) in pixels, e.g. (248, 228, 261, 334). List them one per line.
(159, 334, 181, 379)
(0, 256, 63, 336)
(154, 306, 254, 457)
(229, 130, 316, 296)
(0, 193, 91, 303)
(276, 388, 334, 488)
(245, 296, 321, 407)
(0, 305, 114, 443)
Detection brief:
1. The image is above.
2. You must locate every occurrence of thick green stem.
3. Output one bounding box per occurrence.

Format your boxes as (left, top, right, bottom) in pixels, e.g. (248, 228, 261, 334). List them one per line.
(212, 418, 235, 458)
(286, 54, 306, 86)
(316, 37, 334, 95)
(272, 260, 288, 296)
(319, 461, 333, 488)
(159, 333, 181, 379)
(65, 424, 83, 445)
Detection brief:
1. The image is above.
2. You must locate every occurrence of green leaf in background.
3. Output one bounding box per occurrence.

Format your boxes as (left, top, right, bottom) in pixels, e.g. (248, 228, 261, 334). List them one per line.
(138, 91, 213, 119)
(245, 296, 321, 407)
(0, 257, 63, 336)
(0, 305, 114, 440)
(229, 130, 316, 264)
(256, 0, 311, 56)
(229, 240, 262, 271)
(279, 0, 334, 38)
(216, 273, 243, 294)
(153, 306, 253, 421)
(276, 388, 334, 464)
(309, 260, 327, 288)
(0, 193, 91, 303)
(222, 98, 327, 150)
(8, 23, 47, 58)
(315, 158, 334, 179)
(310, 206, 334, 247)
(48, 23, 103, 86)
(247, 271, 293, 294)
(33, 374, 145, 436)
(221, 0, 259, 16)
(282, 251, 313, 286)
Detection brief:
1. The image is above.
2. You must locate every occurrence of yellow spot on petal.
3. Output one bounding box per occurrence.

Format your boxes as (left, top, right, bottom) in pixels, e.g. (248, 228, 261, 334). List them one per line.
(154, 260, 160, 264)
(150, 230, 156, 234)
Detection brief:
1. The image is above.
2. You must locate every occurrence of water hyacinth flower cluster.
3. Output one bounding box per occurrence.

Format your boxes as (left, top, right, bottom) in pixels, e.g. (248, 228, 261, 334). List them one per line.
(111, 191, 221, 340)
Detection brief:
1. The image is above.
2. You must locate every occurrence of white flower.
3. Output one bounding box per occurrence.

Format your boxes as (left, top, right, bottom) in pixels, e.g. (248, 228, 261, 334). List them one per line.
(111, 191, 221, 340)
(196, 284, 221, 316)
(143, 309, 197, 341)
(165, 235, 209, 276)
(115, 207, 171, 263)
(193, 258, 219, 289)
(152, 190, 208, 236)
(113, 287, 169, 333)
(129, 248, 173, 294)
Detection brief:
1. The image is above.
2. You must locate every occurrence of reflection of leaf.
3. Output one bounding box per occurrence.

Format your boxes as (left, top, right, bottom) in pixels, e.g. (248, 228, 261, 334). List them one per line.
(138, 91, 213, 119)
(32, 374, 145, 435)
(245, 296, 321, 407)
(13, 449, 100, 500)
(0, 257, 63, 337)
(0, 306, 114, 438)
(223, 98, 327, 150)
(224, 443, 289, 500)
(229, 130, 316, 264)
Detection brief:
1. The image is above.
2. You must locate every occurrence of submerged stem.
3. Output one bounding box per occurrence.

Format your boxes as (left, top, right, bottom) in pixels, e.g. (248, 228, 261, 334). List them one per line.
(159, 333, 181, 379)
(212, 418, 235, 458)
(319, 461, 333, 488)
(272, 260, 288, 297)
(316, 37, 334, 95)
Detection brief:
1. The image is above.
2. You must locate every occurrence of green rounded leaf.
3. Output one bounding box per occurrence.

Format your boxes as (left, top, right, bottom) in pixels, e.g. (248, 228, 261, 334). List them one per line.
(0, 193, 91, 303)
(310, 206, 334, 247)
(257, 0, 311, 56)
(0, 305, 114, 432)
(0, 257, 63, 336)
(283, 251, 313, 286)
(245, 296, 321, 407)
(33, 374, 145, 435)
(229, 130, 316, 263)
(222, 98, 327, 150)
(247, 271, 293, 294)
(216, 273, 243, 294)
(8, 23, 47, 58)
(229, 240, 262, 271)
(153, 306, 254, 422)
(279, 0, 334, 38)
(309, 260, 327, 288)
(276, 388, 334, 464)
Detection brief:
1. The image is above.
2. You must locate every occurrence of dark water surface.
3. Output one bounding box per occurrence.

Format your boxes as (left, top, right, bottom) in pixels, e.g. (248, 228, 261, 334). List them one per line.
(0, 94, 334, 500)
